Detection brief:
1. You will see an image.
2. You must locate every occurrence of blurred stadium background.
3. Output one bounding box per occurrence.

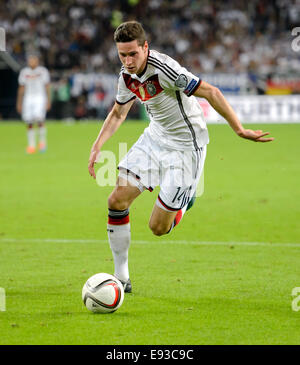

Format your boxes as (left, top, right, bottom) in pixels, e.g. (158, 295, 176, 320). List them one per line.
(0, 0, 299, 122)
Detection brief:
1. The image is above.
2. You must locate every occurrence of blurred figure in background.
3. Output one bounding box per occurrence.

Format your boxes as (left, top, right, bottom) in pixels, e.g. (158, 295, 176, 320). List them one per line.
(52, 77, 72, 120)
(88, 81, 107, 120)
(74, 95, 88, 120)
(16, 54, 51, 153)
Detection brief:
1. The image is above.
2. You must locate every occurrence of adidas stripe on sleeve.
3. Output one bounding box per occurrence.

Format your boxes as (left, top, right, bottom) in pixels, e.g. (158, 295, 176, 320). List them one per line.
(147, 52, 201, 97)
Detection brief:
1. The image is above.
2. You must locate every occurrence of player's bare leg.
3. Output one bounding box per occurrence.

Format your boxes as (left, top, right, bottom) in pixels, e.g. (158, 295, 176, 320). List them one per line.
(37, 121, 47, 152)
(149, 202, 188, 236)
(107, 175, 142, 292)
(26, 123, 36, 154)
(108, 176, 141, 211)
(149, 205, 177, 236)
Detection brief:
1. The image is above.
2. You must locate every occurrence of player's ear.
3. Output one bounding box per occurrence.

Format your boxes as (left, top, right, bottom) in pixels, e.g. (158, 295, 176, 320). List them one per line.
(143, 41, 148, 53)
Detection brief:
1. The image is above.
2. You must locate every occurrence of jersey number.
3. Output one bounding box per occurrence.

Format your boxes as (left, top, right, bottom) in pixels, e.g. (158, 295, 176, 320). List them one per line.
(172, 186, 192, 208)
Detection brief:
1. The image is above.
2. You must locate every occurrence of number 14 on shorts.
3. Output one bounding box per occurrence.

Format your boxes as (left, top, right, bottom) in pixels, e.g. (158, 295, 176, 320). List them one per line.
(172, 186, 192, 206)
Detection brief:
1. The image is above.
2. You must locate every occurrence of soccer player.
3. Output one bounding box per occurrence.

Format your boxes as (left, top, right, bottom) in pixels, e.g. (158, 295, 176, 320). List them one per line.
(16, 54, 51, 154)
(88, 21, 274, 293)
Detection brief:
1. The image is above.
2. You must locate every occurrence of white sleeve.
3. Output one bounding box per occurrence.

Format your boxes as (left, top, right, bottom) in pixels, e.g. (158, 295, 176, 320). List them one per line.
(18, 69, 26, 86)
(116, 73, 136, 105)
(157, 55, 201, 96)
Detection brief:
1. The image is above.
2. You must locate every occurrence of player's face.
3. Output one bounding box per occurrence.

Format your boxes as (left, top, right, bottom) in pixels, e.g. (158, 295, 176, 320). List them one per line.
(117, 40, 148, 74)
(28, 56, 39, 69)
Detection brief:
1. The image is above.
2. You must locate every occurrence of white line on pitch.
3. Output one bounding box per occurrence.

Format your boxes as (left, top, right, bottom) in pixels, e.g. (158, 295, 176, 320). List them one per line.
(0, 238, 299, 248)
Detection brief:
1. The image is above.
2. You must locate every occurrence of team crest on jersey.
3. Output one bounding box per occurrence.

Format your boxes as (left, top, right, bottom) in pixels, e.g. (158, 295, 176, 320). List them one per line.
(123, 73, 163, 101)
(175, 74, 188, 88)
(146, 82, 156, 96)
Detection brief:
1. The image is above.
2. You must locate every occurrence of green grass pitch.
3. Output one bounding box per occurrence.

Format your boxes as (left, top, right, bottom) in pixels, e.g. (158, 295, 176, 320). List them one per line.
(0, 120, 299, 345)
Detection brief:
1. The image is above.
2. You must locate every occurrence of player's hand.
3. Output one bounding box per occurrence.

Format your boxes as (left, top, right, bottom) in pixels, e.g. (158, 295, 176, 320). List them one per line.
(16, 104, 22, 114)
(237, 129, 274, 142)
(46, 102, 51, 111)
(88, 149, 100, 179)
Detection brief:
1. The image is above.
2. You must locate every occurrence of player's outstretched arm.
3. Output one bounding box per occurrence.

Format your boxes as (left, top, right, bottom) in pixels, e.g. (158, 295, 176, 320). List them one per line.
(16, 85, 24, 114)
(194, 81, 274, 143)
(88, 99, 135, 179)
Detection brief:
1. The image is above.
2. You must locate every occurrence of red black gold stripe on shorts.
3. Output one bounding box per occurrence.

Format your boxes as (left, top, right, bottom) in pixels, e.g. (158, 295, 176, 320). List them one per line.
(158, 195, 181, 211)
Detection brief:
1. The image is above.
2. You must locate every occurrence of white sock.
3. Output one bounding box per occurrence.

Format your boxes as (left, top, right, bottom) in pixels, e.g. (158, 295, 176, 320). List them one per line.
(27, 128, 35, 147)
(107, 222, 131, 282)
(38, 125, 47, 145)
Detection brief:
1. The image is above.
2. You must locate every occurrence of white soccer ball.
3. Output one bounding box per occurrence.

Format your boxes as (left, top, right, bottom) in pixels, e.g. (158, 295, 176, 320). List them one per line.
(82, 273, 124, 313)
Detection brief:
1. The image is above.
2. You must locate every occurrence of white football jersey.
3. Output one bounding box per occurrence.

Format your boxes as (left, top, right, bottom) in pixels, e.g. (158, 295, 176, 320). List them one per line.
(116, 49, 209, 150)
(18, 66, 50, 100)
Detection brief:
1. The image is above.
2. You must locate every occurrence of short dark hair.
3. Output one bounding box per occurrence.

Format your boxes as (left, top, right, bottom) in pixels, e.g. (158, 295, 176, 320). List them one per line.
(114, 21, 146, 46)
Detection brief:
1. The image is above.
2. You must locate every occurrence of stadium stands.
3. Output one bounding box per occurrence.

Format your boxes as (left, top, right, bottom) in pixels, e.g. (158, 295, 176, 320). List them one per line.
(0, 0, 299, 119)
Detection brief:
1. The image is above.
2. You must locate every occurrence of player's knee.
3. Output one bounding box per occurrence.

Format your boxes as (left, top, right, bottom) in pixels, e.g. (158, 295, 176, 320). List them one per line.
(149, 222, 169, 236)
(107, 192, 128, 211)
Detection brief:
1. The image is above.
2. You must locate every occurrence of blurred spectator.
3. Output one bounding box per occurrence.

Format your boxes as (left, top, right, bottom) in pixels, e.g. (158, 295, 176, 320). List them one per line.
(51, 77, 72, 120)
(74, 95, 88, 120)
(88, 81, 108, 119)
(0, 0, 299, 76)
(0, 0, 299, 119)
